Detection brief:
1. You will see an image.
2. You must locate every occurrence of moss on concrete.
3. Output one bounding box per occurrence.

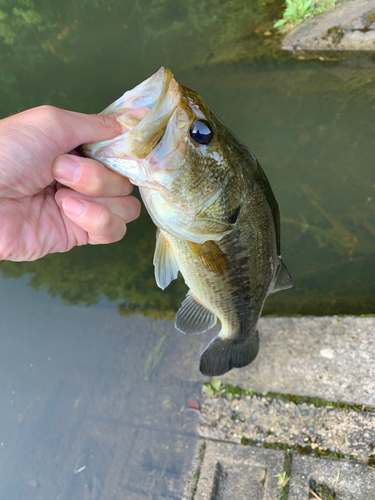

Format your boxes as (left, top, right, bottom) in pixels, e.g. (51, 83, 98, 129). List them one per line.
(203, 382, 375, 413)
(240, 436, 354, 462)
(190, 441, 206, 499)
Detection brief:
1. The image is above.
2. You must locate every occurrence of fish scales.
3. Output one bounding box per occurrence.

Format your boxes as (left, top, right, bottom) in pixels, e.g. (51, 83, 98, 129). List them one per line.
(165, 180, 275, 331)
(81, 67, 293, 376)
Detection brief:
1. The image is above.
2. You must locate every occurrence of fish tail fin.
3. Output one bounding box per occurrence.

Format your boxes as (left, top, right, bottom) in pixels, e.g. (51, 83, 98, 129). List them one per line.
(199, 331, 259, 376)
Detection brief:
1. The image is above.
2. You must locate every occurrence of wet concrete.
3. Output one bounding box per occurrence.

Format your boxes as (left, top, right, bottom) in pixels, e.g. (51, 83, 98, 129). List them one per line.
(199, 394, 375, 463)
(194, 442, 284, 500)
(289, 455, 375, 500)
(185, 317, 375, 500)
(218, 317, 375, 407)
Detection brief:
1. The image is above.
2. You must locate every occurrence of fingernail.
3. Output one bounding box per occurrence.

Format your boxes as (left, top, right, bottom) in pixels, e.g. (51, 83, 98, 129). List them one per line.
(62, 197, 85, 216)
(53, 155, 81, 182)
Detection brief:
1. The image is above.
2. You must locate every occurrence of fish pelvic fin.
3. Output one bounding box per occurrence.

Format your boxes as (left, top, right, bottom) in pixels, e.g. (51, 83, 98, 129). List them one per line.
(269, 258, 293, 295)
(175, 291, 217, 335)
(199, 331, 259, 376)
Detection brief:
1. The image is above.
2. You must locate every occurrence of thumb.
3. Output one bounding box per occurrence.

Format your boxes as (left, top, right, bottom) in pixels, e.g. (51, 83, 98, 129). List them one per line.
(7, 105, 123, 155)
(45, 107, 124, 153)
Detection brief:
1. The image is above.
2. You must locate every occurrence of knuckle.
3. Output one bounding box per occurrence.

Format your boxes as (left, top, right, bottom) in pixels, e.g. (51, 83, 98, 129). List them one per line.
(95, 112, 121, 135)
(36, 105, 60, 122)
(95, 206, 112, 233)
(86, 168, 103, 195)
(33, 106, 66, 144)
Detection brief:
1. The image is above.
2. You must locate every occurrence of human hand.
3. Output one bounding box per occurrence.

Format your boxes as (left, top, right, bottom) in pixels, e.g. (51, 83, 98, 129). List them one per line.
(0, 105, 141, 261)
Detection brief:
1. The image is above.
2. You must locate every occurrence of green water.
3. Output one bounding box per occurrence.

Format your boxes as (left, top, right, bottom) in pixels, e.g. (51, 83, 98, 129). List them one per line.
(1, 0, 375, 498)
(1, 0, 375, 316)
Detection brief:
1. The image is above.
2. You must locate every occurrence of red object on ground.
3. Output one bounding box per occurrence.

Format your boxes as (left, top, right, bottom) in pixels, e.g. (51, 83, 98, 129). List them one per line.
(185, 399, 201, 411)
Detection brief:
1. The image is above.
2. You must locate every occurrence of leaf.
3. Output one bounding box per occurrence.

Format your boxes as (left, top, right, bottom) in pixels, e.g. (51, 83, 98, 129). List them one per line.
(284, 7, 295, 16)
(202, 384, 215, 397)
(211, 380, 222, 391)
(144, 332, 168, 381)
(274, 19, 287, 27)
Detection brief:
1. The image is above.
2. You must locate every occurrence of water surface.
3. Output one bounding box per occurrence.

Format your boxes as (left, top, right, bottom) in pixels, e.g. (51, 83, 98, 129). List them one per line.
(1, 0, 375, 498)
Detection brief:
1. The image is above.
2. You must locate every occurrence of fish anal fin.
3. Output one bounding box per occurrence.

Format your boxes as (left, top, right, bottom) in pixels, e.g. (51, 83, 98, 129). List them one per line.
(153, 229, 179, 290)
(188, 240, 228, 274)
(270, 259, 293, 294)
(175, 291, 217, 335)
(199, 332, 260, 376)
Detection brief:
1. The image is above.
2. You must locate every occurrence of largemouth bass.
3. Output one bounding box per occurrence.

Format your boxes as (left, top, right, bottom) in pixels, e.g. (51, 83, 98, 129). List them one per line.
(82, 67, 293, 376)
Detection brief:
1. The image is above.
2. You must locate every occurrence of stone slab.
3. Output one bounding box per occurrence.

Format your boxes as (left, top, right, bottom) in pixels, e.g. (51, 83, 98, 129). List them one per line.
(217, 317, 375, 407)
(183, 440, 206, 500)
(198, 394, 375, 463)
(194, 441, 285, 500)
(282, 0, 375, 51)
(289, 454, 375, 499)
(119, 428, 195, 499)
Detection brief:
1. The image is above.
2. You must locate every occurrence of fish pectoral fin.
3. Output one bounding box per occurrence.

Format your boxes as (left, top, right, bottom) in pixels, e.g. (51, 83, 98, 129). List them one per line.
(187, 240, 228, 274)
(199, 331, 260, 376)
(153, 229, 179, 290)
(175, 291, 217, 335)
(270, 259, 293, 294)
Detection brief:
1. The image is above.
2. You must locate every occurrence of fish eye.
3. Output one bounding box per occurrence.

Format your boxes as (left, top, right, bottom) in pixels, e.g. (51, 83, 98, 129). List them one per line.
(190, 120, 213, 145)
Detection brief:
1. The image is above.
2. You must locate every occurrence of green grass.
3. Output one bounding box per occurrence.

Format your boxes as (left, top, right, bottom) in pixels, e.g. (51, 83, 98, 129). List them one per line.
(274, 0, 336, 33)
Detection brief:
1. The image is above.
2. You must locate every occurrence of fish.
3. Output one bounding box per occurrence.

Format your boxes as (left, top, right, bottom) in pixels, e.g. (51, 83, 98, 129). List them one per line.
(81, 67, 293, 376)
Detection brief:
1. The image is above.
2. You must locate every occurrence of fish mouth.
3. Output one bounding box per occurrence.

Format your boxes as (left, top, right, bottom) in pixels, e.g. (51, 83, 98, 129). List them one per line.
(82, 67, 182, 161)
(102, 67, 177, 117)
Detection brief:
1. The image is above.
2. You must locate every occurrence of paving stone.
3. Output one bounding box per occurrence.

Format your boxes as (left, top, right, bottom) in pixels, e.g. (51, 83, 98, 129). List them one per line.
(282, 0, 375, 51)
(194, 441, 285, 500)
(198, 394, 375, 463)
(120, 428, 195, 499)
(289, 454, 375, 500)
(218, 317, 375, 407)
(185, 317, 375, 499)
(183, 440, 206, 500)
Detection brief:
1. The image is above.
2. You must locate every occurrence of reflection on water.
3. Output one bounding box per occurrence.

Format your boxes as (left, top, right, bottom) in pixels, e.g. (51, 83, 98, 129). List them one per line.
(0, 277, 210, 499)
(2, 60, 375, 315)
(1, 0, 375, 497)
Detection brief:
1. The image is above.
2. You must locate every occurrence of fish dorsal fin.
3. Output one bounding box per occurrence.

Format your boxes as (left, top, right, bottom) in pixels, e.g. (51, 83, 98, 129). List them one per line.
(187, 240, 228, 274)
(270, 259, 293, 294)
(153, 230, 179, 290)
(175, 291, 217, 335)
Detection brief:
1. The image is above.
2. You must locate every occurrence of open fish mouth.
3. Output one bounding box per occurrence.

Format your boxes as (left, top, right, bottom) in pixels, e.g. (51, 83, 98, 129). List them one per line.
(82, 67, 181, 161)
